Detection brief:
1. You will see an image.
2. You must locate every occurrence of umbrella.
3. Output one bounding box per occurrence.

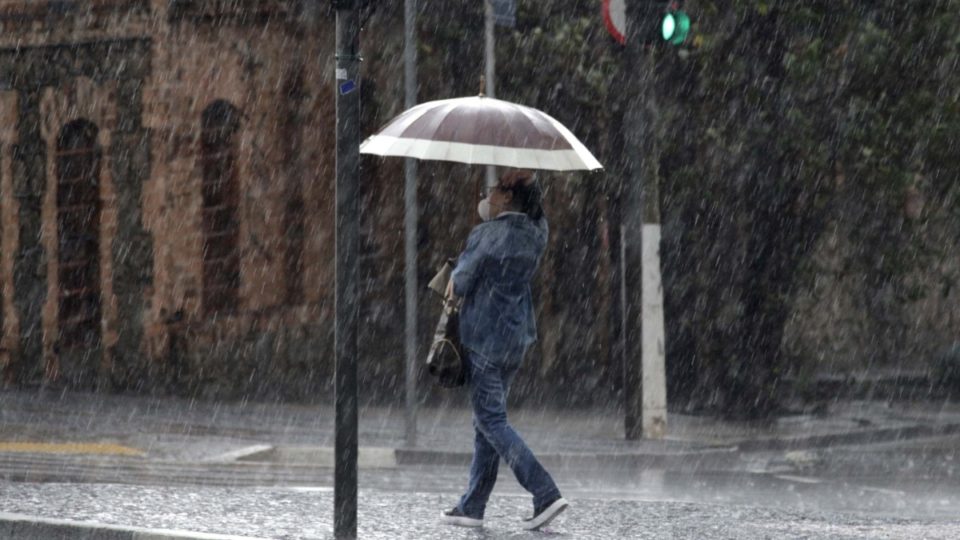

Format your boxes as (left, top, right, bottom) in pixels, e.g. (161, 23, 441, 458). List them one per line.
(359, 95, 603, 171)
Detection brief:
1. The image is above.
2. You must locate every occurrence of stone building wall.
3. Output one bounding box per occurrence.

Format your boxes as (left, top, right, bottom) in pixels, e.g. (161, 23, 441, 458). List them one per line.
(143, 1, 337, 399)
(0, 0, 620, 405)
(0, 0, 153, 388)
(0, 0, 338, 399)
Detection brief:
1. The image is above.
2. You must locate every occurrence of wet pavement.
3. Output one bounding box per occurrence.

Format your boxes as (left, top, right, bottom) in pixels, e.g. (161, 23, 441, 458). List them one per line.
(1, 390, 959, 538)
(1, 480, 959, 540)
(1, 390, 959, 464)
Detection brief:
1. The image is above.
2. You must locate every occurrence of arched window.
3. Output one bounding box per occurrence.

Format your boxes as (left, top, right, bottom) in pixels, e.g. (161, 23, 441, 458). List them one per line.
(200, 100, 241, 315)
(56, 119, 103, 349)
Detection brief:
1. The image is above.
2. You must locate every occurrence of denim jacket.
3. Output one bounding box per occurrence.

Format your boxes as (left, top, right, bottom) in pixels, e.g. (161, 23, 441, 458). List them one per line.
(451, 212, 549, 361)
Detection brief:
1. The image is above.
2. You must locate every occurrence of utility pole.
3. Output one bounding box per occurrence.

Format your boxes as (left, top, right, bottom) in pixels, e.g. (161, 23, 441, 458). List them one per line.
(334, 0, 360, 537)
(483, 0, 496, 188)
(484, 0, 495, 98)
(622, 0, 667, 440)
(403, 0, 419, 448)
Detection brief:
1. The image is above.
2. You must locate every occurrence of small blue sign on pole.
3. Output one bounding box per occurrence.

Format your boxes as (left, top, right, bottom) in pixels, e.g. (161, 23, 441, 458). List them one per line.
(339, 80, 357, 95)
(490, 0, 515, 27)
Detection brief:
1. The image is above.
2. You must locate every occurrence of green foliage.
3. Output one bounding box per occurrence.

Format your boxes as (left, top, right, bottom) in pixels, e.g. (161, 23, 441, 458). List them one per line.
(660, 0, 960, 415)
(367, 0, 960, 412)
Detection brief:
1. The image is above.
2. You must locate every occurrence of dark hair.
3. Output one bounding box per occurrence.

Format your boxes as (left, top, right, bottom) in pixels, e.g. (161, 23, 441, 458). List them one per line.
(509, 178, 544, 220)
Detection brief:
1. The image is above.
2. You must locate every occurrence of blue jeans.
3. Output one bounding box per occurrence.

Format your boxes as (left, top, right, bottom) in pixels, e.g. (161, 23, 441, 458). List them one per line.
(457, 348, 561, 519)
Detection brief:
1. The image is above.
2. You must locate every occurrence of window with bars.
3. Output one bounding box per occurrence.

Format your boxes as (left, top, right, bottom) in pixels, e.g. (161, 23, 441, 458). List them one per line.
(281, 67, 306, 305)
(200, 100, 241, 315)
(56, 119, 103, 349)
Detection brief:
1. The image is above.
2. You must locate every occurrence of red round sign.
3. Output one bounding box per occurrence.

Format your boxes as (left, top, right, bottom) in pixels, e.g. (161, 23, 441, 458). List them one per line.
(602, 0, 626, 45)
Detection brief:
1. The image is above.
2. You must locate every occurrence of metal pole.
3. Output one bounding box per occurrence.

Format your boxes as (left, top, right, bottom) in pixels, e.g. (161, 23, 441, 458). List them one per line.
(484, 0, 495, 98)
(334, 1, 360, 537)
(621, 0, 642, 441)
(621, 3, 667, 440)
(483, 0, 496, 188)
(621, 1, 650, 440)
(605, 29, 628, 443)
(403, 0, 419, 448)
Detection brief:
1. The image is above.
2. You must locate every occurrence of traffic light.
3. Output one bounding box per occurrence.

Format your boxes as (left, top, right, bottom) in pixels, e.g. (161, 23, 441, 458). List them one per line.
(660, 6, 691, 46)
(604, 0, 693, 47)
(636, 1, 692, 46)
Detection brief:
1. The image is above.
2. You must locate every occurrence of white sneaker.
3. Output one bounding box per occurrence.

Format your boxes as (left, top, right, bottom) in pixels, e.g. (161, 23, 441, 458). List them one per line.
(441, 507, 483, 528)
(522, 497, 569, 531)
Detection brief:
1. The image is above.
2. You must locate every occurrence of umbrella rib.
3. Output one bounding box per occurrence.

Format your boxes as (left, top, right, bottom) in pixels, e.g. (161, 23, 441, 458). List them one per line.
(539, 111, 602, 170)
(373, 101, 437, 138)
(514, 104, 570, 151)
(418, 101, 473, 147)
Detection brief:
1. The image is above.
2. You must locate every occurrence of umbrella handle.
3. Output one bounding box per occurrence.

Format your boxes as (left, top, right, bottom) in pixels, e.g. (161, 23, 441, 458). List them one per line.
(478, 75, 485, 97)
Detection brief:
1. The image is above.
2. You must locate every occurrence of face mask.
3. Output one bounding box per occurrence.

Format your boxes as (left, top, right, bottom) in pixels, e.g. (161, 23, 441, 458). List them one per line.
(477, 197, 492, 221)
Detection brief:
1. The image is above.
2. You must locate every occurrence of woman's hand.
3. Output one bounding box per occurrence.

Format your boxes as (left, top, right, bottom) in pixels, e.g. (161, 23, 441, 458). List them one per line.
(445, 279, 457, 301)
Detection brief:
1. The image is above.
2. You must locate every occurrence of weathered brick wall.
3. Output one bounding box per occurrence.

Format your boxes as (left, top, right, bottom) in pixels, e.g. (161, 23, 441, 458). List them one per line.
(143, 2, 337, 399)
(0, 89, 17, 381)
(0, 1, 339, 398)
(0, 0, 153, 388)
(0, 1, 617, 404)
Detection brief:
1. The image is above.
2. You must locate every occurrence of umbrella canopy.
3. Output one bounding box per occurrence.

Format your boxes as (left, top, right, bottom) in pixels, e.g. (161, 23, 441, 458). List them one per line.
(360, 96, 602, 171)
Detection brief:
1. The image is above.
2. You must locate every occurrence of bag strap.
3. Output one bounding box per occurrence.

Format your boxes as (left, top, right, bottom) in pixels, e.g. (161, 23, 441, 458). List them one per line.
(443, 296, 462, 314)
(442, 276, 462, 313)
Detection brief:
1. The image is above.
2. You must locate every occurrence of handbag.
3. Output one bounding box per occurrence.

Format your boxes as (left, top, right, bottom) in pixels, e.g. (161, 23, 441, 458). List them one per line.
(426, 296, 466, 388)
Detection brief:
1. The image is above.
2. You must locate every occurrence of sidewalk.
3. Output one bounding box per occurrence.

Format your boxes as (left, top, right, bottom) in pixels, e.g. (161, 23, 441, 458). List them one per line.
(1, 390, 959, 476)
(3, 390, 960, 461)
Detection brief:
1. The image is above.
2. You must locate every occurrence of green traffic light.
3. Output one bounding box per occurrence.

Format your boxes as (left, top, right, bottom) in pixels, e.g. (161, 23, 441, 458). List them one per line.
(661, 10, 691, 46)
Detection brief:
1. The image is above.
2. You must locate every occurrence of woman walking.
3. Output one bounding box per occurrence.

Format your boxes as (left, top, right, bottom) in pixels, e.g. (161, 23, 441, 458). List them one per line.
(441, 169, 568, 531)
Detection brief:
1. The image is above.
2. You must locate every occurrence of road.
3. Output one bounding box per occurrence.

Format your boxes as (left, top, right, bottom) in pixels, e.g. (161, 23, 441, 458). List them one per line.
(1, 391, 959, 538)
(1, 453, 959, 539)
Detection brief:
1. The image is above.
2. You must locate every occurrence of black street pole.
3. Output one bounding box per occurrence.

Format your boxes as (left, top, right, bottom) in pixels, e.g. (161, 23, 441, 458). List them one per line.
(607, 38, 629, 440)
(334, 1, 360, 538)
(622, 0, 654, 440)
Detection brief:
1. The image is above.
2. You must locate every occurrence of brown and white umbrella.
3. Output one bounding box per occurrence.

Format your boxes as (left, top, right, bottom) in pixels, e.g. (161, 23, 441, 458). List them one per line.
(359, 96, 602, 171)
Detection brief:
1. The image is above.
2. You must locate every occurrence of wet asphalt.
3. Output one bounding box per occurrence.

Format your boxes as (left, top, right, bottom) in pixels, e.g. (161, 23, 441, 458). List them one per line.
(2, 450, 960, 540)
(1, 475, 959, 540)
(1, 391, 959, 538)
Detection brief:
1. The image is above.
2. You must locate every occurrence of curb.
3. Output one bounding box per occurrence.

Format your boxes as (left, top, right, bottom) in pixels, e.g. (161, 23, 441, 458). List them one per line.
(232, 421, 960, 470)
(204, 445, 273, 463)
(0, 512, 270, 540)
(730, 422, 960, 452)
(238, 446, 398, 468)
(395, 446, 742, 469)
(235, 444, 741, 470)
